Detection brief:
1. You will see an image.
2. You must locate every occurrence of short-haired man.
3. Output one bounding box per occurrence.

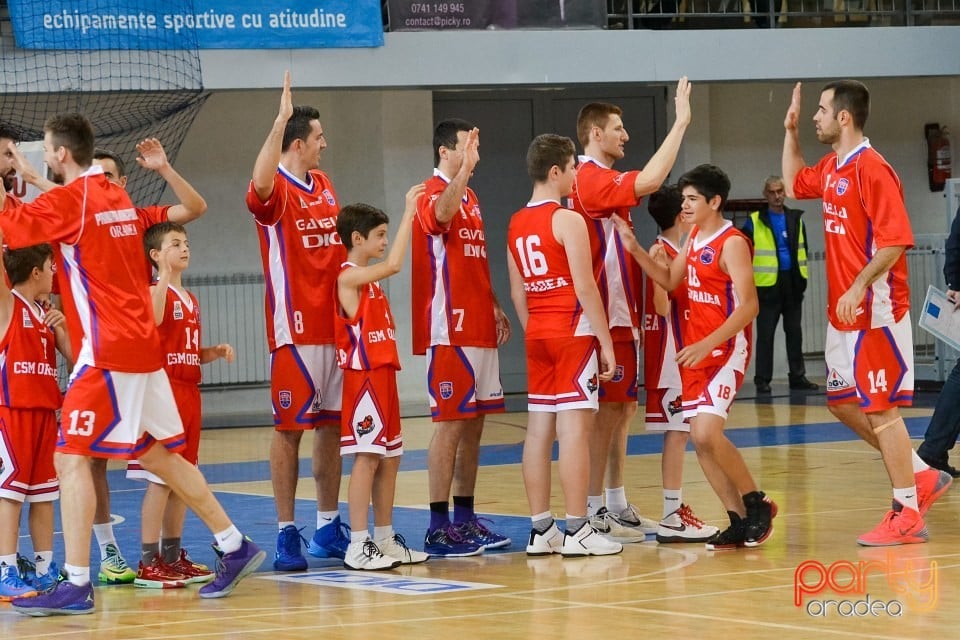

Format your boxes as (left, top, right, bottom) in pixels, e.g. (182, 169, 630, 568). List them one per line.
(0, 113, 263, 615)
(246, 72, 349, 570)
(740, 175, 817, 394)
(568, 79, 691, 542)
(782, 79, 952, 545)
(414, 119, 512, 557)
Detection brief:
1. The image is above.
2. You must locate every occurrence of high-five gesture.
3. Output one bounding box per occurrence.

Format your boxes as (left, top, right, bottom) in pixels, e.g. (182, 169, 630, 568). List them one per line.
(784, 82, 802, 132)
(135, 138, 172, 173)
(277, 70, 293, 125)
(674, 76, 692, 129)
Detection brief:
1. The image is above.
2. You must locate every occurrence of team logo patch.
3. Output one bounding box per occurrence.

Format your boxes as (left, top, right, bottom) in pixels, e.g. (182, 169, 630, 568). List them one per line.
(836, 178, 850, 195)
(356, 415, 375, 436)
(586, 374, 598, 393)
(439, 381, 454, 400)
(700, 246, 716, 265)
(21, 308, 33, 328)
(278, 390, 293, 410)
(172, 301, 184, 320)
(322, 189, 336, 206)
(826, 369, 850, 390)
(612, 365, 624, 383)
(667, 395, 683, 416)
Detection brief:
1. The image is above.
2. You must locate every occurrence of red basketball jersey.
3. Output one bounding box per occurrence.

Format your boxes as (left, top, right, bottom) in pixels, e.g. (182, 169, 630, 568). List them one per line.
(246, 166, 346, 351)
(793, 142, 914, 330)
(643, 237, 686, 389)
(568, 156, 643, 336)
(335, 263, 401, 371)
(0, 292, 61, 409)
(158, 285, 202, 385)
(0, 165, 164, 372)
(507, 201, 595, 340)
(411, 172, 498, 354)
(683, 223, 752, 371)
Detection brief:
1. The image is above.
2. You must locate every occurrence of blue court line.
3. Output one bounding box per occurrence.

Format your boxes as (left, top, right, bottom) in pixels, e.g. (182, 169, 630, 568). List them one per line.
(100, 415, 930, 491)
(15, 414, 932, 577)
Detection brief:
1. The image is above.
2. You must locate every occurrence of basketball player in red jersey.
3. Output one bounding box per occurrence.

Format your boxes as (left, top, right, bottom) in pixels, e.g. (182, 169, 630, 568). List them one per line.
(617, 164, 776, 550)
(783, 80, 951, 546)
(246, 72, 350, 570)
(508, 134, 621, 558)
(569, 79, 691, 542)
(0, 113, 263, 615)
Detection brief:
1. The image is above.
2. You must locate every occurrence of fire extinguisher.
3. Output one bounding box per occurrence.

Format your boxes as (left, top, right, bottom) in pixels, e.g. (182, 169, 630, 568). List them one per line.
(926, 122, 952, 192)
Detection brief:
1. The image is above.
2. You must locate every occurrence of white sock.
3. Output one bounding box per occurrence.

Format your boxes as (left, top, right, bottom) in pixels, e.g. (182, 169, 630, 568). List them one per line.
(373, 525, 394, 543)
(317, 510, 339, 529)
(214, 526, 243, 554)
(587, 495, 604, 517)
(0, 554, 16, 569)
(894, 486, 919, 512)
(911, 449, 930, 473)
(92, 523, 116, 560)
(531, 511, 552, 525)
(35, 551, 53, 576)
(663, 489, 682, 519)
(63, 563, 90, 587)
(350, 531, 368, 544)
(278, 521, 295, 532)
(605, 486, 628, 514)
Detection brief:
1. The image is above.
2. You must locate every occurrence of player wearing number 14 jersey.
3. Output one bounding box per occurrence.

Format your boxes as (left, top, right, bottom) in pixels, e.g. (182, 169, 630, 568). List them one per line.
(783, 79, 949, 547)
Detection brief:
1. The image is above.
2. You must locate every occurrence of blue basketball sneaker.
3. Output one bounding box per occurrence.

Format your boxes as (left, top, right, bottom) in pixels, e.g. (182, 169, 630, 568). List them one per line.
(424, 523, 483, 557)
(199, 538, 266, 599)
(307, 516, 350, 560)
(458, 517, 512, 550)
(274, 525, 308, 571)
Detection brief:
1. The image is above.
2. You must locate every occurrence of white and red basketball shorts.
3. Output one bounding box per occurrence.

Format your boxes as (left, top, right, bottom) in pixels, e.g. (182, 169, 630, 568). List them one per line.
(340, 367, 402, 458)
(272, 344, 342, 431)
(427, 345, 504, 422)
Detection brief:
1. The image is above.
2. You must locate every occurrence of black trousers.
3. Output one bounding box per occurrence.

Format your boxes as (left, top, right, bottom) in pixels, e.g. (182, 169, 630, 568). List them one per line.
(918, 359, 960, 464)
(753, 276, 806, 384)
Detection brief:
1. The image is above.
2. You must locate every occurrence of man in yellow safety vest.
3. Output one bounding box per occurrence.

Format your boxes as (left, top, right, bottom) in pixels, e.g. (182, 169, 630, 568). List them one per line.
(740, 176, 817, 394)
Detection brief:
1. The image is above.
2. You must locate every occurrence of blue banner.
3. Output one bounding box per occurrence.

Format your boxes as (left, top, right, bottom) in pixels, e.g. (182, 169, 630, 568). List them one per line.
(8, 0, 384, 49)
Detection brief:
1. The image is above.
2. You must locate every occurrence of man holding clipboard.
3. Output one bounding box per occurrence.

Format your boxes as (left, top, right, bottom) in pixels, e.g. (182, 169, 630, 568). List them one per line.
(918, 204, 960, 478)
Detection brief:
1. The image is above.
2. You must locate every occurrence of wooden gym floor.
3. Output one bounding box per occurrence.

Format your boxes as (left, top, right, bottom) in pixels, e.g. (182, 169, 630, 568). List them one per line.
(2, 385, 956, 639)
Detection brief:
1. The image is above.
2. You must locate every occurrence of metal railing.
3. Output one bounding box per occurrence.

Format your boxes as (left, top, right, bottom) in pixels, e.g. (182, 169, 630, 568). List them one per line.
(605, 0, 960, 28)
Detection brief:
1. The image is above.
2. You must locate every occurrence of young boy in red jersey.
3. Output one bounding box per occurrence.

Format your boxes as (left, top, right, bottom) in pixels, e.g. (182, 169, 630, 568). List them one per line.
(126, 222, 235, 588)
(335, 184, 431, 571)
(617, 164, 776, 550)
(0, 237, 70, 599)
(507, 134, 621, 558)
(641, 186, 719, 544)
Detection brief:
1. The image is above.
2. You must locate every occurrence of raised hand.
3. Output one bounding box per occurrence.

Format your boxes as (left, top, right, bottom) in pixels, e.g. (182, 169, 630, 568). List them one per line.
(277, 70, 293, 124)
(785, 82, 803, 132)
(135, 138, 170, 173)
(462, 127, 480, 175)
(674, 76, 692, 128)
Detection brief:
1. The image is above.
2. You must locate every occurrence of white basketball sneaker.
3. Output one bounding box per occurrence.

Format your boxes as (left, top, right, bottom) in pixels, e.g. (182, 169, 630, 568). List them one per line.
(344, 539, 401, 571)
(526, 522, 564, 556)
(561, 523, 623, 557)
(656, 504, 720, 543)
